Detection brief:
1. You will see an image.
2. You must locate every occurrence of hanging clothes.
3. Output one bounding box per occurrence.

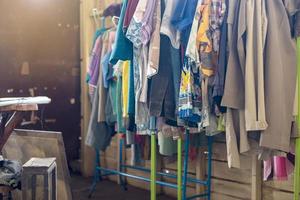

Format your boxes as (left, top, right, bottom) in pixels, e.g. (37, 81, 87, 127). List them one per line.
(295, 12, 300, 37)
(149, 35, 177, 122)
(103, 3, 122, 17)
(160, 0, 181, 49)
(87, 30, 105, 97)
(178, 57, 202, 124)
(125, 0, 153, 134)
(171, 0, 198, 48)
(185, 0, 202, 64)
(85, 81, 115, 151)
(110, 0, 133, 65)
(222, 0, 244, 168)
(244, 0, 268, 132)
(123, 0, 139, 32)
(147, 0, 161, 78)
(260, 0, 299, 152)
(86, 0, 300, 173)
(212, 0, 228, 109)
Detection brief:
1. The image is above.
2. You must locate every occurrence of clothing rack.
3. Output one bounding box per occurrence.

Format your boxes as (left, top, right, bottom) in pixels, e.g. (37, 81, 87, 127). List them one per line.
(294, 37, 300, 200)
(88, 128, 213, 200)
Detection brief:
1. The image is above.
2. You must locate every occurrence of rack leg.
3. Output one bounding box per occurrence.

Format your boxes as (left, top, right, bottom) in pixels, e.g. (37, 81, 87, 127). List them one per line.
(182, 129, 190, 200)
(88, 149, 101, 198)
(119, 137, 127, 191)
(178, 137, 183, 200)
(207, 136, 213, 200)
(151, 133, 157, 200)
(295, 37, 300, 200)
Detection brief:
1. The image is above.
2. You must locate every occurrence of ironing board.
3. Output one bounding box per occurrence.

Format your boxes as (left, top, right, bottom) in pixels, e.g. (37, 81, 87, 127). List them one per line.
(0, 97, 51, 151)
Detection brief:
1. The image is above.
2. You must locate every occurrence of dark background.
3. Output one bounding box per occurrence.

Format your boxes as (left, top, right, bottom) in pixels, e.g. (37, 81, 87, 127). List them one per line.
(0, 0, 81, 164)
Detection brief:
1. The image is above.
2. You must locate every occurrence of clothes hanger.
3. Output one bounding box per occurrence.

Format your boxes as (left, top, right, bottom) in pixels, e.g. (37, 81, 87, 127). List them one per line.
(112, 16, 119, 28)
(101, 16, 106, 29)
(92, 8, 100, 28)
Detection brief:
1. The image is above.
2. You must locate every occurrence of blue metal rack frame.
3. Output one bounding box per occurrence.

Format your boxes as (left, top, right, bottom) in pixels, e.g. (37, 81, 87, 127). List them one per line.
(88, 130, 213, 200)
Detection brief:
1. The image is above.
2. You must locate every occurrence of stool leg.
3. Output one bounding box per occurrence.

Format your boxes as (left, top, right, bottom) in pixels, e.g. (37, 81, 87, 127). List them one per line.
(52, 166, 57, 200)
(44, 174, 50, 200)
(8, 191, 12, 200)
(22, 173, 29, 200)
(32, 175, 36, 200)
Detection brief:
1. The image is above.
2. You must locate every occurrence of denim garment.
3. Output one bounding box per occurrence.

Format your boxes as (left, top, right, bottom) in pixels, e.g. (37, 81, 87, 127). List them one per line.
(149, 35, 176, 122)
(171, 0, 198, 47)
(101, 51, 112, 89)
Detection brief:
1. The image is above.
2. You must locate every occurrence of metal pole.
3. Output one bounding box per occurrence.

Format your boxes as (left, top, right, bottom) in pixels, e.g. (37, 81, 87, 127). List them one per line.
(294, 37, 300, 200)
(151, 133, 157, 200)
(150, 117, 157, 200)
(88, 148, 101, 198)
(178, 136, 183, 200)
(119, 136, 127, 190)
(96, 148, 102, 181)
(207, 136, 213, 200)
(182, 128, 190, 200)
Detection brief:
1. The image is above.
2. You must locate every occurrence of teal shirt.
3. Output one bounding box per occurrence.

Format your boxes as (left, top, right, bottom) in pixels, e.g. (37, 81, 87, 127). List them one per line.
(109, 0, 133, 65)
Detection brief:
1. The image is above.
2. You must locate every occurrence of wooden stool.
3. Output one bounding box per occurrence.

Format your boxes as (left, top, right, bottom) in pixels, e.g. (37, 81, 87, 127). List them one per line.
(22, 158, 57, 200)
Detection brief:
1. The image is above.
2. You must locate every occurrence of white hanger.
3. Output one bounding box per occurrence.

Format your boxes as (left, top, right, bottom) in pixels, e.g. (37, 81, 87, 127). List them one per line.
(112, 16, 119, 27)
(92, 8, 100, 28)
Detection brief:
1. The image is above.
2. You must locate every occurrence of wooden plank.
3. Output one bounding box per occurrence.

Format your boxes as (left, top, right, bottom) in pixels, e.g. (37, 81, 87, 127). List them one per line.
(23, 157, 56, 168)
(0, 104, 38, 111)
(80, 0, 98, 177)
(212, 143, 252, 170)
(100, 143, 117, 159)
(263, 187, 294, 200)
(251, 155, 262, 200)
(125, 169, 150, 191)
(263, 175, 294, 192)
(162, 169, 196, 188)
(211, 178, 251, 199)
(100, 157, 118, 182)
(196, 147, 206, 200)
(212, 160, 251, 184)
(211, 192, 247, 200)
(0, 112, 24, 151)
(100, 157, 117, 169)
(163, 159, 196, 174)
(162, 184, 195, 198)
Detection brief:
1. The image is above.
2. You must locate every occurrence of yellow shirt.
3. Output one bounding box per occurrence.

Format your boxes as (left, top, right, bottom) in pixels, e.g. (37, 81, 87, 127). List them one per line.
(122, 60, 130, 118)
(197, 0, 214, 77)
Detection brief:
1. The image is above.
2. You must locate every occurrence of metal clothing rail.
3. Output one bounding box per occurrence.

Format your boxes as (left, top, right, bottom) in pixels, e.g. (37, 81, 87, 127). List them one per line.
(88, 129, 213, 200)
